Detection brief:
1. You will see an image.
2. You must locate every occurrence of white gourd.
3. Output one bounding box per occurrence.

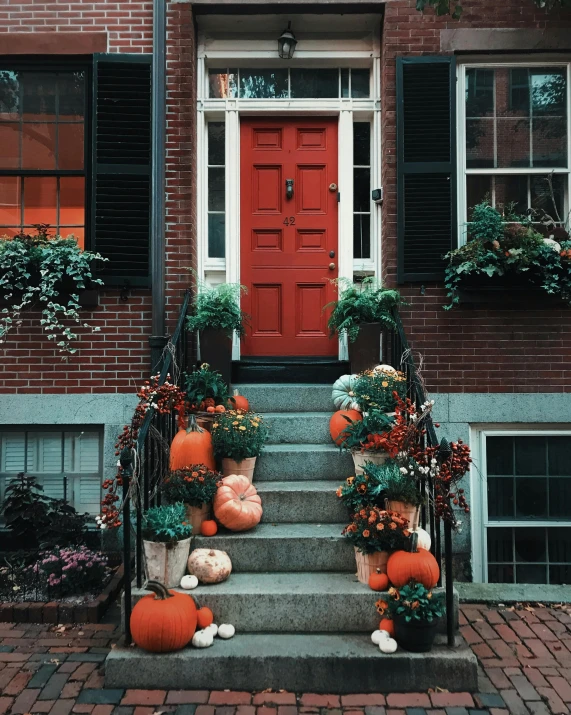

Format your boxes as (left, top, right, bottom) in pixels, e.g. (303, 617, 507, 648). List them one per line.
(379, 637, 398, 653)
(371, 629, 389, 645)
(205, 623, 218, 637)
(332, 375, 358, 411)
(373, 364, 397, 374)
(179, 574, 199, 590)
(415, 527, 432, 551)
(192, 629, 214, 648)
(218, 623, 236, 639)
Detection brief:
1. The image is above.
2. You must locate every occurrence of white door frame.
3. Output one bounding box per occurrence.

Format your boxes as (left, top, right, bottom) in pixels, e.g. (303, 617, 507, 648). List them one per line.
(196, 17, 382, 359)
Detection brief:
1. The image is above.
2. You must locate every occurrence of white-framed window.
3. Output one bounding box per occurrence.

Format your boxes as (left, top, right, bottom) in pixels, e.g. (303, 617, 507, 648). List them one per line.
(0, 428, 102, 514)
(458, 62, 571, 239)
(473, 430, 571, 585)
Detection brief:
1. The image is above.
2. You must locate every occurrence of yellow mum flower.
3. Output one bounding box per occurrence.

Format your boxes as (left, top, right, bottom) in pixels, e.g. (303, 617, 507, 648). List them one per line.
(239, 425, 247, 431)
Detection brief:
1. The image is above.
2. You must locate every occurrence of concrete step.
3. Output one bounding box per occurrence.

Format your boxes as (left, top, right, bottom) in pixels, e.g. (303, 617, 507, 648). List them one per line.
(257, 480, 346, 523)
(193, 523, 353, 572)
(235, 383, 335, 413)
(263, 412, 332, 445)
(105, 633, 478, 693)
(256, 444, 353, 481)
(129, 575, 456, 634)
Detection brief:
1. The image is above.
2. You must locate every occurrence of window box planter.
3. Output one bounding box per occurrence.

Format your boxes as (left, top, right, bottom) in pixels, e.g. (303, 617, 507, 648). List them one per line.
(456, 274, 568, 309)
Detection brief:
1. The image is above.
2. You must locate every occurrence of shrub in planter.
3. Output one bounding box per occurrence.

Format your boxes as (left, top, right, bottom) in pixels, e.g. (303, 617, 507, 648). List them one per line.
(162, 465, 223, 532)
(142, 503, 192, 588)
(29, 546, 110, 597)
(0, 225, 106, 355)
(380, 581, 444, 653)
(338, 409, 395, 474)
(183, 364, 229, 413)
(352, 367, 407, 414)
(211, 410, 268, 481)
(364, 461, 424, 530)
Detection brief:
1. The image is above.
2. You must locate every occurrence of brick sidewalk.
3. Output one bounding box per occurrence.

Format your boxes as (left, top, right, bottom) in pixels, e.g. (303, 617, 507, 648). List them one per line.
(0, 603, 569, 715)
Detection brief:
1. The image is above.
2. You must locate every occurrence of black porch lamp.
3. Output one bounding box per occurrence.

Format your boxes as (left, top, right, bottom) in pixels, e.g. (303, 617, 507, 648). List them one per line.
(278, 22, 297, 59)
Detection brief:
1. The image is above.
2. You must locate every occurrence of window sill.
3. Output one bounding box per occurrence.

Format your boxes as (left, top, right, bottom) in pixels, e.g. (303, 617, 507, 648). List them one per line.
(0, 285, 100, 310)
(455, 275, 568, 309)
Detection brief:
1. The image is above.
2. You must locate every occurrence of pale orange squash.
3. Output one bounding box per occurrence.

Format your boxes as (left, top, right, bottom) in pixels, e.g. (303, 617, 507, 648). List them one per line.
(214, 474, 262, 531)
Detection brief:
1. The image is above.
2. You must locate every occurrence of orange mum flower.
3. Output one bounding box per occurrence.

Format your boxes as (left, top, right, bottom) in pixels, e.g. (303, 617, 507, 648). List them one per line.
(362, 529, 370, 538)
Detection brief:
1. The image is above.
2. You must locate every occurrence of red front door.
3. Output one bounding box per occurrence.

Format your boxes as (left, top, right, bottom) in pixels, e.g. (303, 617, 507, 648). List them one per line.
(240, 117, 339, 357)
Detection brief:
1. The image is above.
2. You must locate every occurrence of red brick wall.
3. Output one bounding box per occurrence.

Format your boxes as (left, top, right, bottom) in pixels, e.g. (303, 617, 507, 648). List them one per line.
(381, 0, 571, 394)
(0, 1, 196, 394)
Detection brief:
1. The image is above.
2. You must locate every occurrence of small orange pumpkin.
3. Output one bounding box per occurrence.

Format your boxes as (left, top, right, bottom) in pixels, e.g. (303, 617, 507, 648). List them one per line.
(230, 390, 249, 412)
(170, 415, 215, 471)
(386, 533, 440, 589)
(329, 409, 362, 446)
(206, 406, 216, 413)
(196, 606, 214, 629)
(379, 617, 395, 637)
(368, 569, 389, 592)
(214, 474, 262, 531)
(214, 404, 226, 413)
(130, 580, 197, 653)
(200, 519, 218, 537)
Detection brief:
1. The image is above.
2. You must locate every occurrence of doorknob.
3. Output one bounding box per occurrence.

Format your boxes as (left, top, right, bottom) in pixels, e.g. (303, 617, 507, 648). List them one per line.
(286, 179, 294, 200)
(329, 262, 336, 271)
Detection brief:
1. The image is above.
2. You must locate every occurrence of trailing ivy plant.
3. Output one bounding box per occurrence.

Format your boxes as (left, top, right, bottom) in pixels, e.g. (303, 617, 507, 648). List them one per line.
(186, 277, 249, 338)
(417, 0, 571, 18)
(0, 225, 106, 355)
(444, 202, 571, 309)
(325, 277, 401, 343)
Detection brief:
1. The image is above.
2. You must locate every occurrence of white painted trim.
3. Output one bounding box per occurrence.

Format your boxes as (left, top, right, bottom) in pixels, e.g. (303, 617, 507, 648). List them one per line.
(470, 427, 571, 583)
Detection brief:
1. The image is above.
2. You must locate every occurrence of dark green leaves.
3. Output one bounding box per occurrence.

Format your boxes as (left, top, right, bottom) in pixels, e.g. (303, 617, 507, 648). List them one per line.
(186, 280, 249, 338)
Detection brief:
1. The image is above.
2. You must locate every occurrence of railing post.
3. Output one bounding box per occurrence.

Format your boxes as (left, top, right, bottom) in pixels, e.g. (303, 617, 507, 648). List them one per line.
(119, 448, 133, 646)
(444, 519, 455, 646)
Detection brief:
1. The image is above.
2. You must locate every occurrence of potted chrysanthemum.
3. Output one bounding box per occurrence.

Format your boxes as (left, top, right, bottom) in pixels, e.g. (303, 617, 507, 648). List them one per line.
(162, 465, 223, 532)
(211, 410, 268, 482)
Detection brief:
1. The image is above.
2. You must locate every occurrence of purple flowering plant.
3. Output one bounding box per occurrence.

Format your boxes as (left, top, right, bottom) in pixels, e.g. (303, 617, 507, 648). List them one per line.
(30, 546, 110, 596)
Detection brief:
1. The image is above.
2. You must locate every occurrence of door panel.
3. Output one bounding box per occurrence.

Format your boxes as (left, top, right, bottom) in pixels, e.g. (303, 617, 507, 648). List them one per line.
(241, 117, 338, 357)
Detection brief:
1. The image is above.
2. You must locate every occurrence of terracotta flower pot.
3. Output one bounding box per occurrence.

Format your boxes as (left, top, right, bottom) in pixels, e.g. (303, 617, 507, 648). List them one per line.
(386, 500, 420, 530)
(222, 456, 257, 483)
(143, 537, 191, 588)
(352, 450, 389, 475)
(185, 503, 211, 534)
(354, 547, 389, 585)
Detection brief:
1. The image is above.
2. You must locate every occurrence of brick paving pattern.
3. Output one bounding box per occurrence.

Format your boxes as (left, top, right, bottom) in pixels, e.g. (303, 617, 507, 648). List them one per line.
(0, 603, 569, 715)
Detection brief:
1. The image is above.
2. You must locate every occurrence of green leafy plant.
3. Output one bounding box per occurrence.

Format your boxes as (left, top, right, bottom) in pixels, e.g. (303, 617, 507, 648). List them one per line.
(0, 226, 106, 355)
(384, 581, 444, 623)
(336, 468, 386, 514)
(416, 0, 570, 18)
(325, 277, 401, 343)
(211, 410, 269, 462)
(142, 503, 192, 543)
(186, 279, 249, 338)
(338, 410, 395, 453)
(342, 506, 411, 554)
(184, 364, 229, 411)
(162, 465, 223, 508)
(352, 367, 408, 413)
(444, 201, 571, 308)
(364, 460, 424, 507)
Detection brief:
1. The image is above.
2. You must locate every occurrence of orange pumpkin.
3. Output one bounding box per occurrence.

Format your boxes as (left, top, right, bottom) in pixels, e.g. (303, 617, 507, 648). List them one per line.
(368, 569, 389, 592)
(214, 474, 262, 531)
(214, 404, 226, 413)
(200, 520, 218, 537)
(206, 406, 216, 413)
(170, 415, 215, 471)
(231, 390, 249, 412)
(130, 580, 197, 653)
(329, 409, 362, 446)
(386, 534, 440, 589)
(379, 617, 395, 637)
(196, 606, 214, 629)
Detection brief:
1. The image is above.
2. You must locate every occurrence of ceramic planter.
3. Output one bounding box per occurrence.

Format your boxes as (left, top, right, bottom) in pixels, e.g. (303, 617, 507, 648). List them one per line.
(354, 547, 388, 585)
(185, 503, 210, 534)
(394, 613, 440, 652)
(386, 500, 420, 530)
(222, 456, 257, 482)
(352, 449, 389, 475)
(143, 537, 191, 588)
(199, 328, 232, 386)
(348, 322, 382, 374)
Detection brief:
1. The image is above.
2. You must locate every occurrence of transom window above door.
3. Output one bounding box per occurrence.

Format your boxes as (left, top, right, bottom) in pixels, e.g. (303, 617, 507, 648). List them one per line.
(208, 68, 370, 99)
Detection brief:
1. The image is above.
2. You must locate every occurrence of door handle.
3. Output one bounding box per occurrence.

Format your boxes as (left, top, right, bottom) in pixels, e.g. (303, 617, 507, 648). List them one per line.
(329, 262, 336, 271)
(286, 179, 294, 200)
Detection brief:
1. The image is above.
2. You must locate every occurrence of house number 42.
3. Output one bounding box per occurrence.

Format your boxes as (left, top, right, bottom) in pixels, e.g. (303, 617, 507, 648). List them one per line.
(283, 216, 296, 226)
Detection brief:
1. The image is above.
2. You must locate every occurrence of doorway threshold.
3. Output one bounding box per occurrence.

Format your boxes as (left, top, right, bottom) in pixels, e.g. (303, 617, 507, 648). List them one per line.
(232, 358, 350, 384)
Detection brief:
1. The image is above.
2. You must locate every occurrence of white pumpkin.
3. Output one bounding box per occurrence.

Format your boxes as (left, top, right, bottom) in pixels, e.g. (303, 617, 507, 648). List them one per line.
(205, 623, 218, 637)
(332, 375, 358, 411)
(415, 527, 432, 551)
(379, 637, 398, 653)
(192, 629, 214, 648)
(187, 548, 232, 584)
(373, 364, 397, 374)
(218, 623, 235, 640)
(179, 574, 199, 590)
(371, 629, 389, 645)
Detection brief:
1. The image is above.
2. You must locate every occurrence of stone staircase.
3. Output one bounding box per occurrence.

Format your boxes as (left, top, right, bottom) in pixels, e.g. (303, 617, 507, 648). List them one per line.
(105, 384, 477, 693)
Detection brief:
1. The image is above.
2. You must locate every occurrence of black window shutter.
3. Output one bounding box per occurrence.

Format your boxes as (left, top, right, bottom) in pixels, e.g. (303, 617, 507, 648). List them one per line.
(91, 53, 152, 286)
(396, 56, 457, 283)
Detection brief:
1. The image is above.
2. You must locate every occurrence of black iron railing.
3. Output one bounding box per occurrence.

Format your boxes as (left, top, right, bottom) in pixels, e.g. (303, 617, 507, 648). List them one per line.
(120, 289, 190, 644)
(389, 309, 455, 646)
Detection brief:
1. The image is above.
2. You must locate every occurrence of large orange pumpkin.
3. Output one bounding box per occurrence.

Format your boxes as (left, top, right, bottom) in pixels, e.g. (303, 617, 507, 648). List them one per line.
(170, 415, 215, 471)
(329, 409, 362, 446)
(386, 534, 440, 589)
(130, 580, 197, 653)
(214, 474, 262, 531)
